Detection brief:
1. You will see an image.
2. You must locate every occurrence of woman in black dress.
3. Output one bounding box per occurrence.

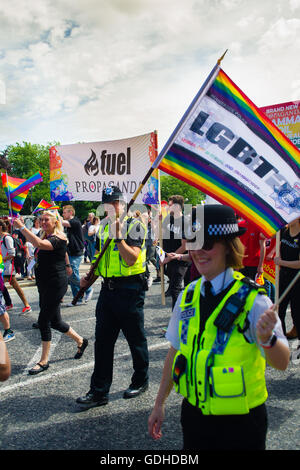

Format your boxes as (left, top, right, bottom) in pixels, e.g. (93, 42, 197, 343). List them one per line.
(14, 211, 88, 375)
(275, 218, 300, 342)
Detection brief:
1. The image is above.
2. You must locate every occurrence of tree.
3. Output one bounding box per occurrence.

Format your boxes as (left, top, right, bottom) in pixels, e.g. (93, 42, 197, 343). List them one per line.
(0, 148, 12, 215)
(5, 142, 55, 214)
(160, 174, 205, 206)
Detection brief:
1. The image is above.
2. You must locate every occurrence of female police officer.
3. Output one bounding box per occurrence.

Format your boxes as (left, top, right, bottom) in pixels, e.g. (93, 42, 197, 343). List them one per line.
(148, 204, 289, 450)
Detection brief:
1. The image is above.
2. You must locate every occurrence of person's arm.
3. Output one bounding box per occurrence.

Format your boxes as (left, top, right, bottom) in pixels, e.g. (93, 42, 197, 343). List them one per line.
(257, 237, 266, 275)
(65, 252, 72, 277)
(13, 219, 54, 251)
(274, 257, 300, 269)
(256, 307, 290, 370)
(110, 217, 144, 266)
(61, 219, 71, 228)
(148, 346, 177, 440)
(0, 332, 11, 382)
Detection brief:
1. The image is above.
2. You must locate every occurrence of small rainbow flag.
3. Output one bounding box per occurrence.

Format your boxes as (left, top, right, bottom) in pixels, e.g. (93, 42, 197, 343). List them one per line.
(153, 63, 300, 238)
(1, 173, 30, 216)
(33, 199, 60, 213)
(9, 171, 43, 198)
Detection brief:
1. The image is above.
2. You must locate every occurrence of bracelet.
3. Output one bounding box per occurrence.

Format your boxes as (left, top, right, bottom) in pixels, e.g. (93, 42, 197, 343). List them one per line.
(66, 264, 71, 268)
(19, 226, 26, 231)
(178, 254, 182, 261)
(259, 333, 277, 349)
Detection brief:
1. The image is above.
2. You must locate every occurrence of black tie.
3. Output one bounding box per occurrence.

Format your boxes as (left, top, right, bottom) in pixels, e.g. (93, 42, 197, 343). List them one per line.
(204, 281, 213, 298)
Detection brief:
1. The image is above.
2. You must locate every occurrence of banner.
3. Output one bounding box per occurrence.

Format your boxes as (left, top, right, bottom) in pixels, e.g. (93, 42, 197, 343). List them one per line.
(260, 101, 300, 150)
(49, 132, 159, 204)
(154, 66, 300, 238)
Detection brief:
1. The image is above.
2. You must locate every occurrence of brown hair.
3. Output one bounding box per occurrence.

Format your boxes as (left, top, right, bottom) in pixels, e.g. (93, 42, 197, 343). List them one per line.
(62, 205, 75, 215)
(169, 195, 184, 210)
(223, 237, 245, 270)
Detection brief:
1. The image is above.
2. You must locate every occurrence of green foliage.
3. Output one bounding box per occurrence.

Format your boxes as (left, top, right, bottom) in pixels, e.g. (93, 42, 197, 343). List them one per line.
(160, 174, 205, 205)
(5, 141, 56, 214)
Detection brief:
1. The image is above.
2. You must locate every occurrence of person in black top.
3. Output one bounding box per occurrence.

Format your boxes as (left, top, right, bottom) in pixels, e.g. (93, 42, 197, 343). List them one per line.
(61, 205, 93, 305)
(274, 218, 300, 341)
(162, 195, 191, 309)
(13, 211, 88, 375)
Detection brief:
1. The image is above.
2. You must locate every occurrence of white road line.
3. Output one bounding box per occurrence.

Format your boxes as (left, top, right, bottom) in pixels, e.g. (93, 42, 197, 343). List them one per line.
(0, 340, 170, 396)
(23, 330, 62, 374)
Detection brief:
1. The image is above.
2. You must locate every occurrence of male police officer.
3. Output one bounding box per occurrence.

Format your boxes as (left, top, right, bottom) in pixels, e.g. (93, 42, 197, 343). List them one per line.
(76, 186, 149, 408)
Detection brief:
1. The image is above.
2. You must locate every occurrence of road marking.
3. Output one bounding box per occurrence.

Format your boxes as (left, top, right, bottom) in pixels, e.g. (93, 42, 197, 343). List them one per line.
(0, 340, 170, 396)
(23, 330, 62, 374)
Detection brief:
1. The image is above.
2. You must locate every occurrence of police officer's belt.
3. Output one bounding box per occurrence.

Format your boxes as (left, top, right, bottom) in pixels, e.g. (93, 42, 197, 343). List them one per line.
(103, 275, 143, 290)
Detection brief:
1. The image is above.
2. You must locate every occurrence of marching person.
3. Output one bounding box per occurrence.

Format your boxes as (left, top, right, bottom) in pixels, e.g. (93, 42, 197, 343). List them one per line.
(274, 218, 300, 343)
(61, 205, 93, 305)
(0, 331, 11, 381)
(0, 220, 31, 314)
(148, 205, 289, 451)
(13, 211, 88, 375)
(76, 186, 149, 408)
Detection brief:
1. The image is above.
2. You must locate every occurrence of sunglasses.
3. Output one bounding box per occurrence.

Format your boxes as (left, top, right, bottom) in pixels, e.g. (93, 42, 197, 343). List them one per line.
(201, 239, 216, 251)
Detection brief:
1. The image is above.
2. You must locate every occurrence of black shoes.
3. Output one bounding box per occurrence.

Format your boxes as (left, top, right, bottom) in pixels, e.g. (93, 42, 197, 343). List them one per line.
(28, 362, 49, 375)
(123, 382, 149, 399)
(76, 391, 109, 408)
(74, 338, 88, 359)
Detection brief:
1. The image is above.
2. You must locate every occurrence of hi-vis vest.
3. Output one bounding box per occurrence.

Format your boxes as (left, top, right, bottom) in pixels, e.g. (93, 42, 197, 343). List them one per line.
(93, 216, 146, 278)
(172, 272, 268, 415)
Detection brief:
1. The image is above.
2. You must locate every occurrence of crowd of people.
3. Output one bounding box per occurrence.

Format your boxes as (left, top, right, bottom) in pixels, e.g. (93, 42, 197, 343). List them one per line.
(0, 189, 299, 451)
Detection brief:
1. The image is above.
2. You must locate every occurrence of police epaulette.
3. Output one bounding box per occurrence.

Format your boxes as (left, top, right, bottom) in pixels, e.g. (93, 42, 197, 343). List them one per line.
(184, 280, 199, 304)
(240, 276, 267, 295)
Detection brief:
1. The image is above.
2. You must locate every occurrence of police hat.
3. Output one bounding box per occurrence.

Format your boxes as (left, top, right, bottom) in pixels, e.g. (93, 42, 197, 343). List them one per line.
(185, 204, 246, 246)
(102, 186, 126, 204)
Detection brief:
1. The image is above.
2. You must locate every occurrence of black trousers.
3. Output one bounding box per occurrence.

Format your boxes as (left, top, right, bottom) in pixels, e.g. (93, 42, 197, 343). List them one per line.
(37, 278, 69, 342)
(181, 399, 268, 451)
(278, 270, 300, 338)
(166, 261, 189, 310)
(90, 284, 149, 395)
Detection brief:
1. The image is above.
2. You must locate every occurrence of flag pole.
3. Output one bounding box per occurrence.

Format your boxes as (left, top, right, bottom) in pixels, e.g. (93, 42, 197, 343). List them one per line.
(274, 231, 280, 305)
(5, 171, 13, 220)
(72, 54, 227, 304)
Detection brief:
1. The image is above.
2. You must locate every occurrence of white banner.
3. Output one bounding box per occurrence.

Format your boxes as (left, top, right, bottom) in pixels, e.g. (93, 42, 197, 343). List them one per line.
(49, 132, 159, 204)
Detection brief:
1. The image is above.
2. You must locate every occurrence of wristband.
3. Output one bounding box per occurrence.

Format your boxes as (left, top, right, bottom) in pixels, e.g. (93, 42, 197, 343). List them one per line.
(260, 333, 277, 349)
(66, 264, 71, 268)
(114, 238, 122, 243)
(19, 226, 26, 231)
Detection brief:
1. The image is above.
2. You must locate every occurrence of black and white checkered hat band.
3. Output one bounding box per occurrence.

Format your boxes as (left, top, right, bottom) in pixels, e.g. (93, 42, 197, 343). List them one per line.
(208, 223, 239, 236)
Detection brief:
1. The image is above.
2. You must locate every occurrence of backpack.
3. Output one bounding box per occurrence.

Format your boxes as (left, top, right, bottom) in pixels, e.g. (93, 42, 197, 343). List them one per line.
(3, 235, 26, 273)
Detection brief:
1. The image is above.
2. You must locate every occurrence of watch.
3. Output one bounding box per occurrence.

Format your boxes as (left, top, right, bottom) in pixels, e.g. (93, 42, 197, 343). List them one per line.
(260, 333, 277, 349)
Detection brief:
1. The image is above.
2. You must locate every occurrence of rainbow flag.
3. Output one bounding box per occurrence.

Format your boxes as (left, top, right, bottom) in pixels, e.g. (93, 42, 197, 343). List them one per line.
(9, 171, 43, 198)
(1, 173, 30, 216)
(33, 199, 60, 213)
(154, 64, 300, 237)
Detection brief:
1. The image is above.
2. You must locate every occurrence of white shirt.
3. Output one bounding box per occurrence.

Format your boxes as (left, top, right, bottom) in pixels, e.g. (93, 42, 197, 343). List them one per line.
(166, 268, 288, 354)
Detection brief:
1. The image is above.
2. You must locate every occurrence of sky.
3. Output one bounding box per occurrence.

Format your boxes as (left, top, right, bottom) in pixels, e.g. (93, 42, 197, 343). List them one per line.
(0, 0, 299, 153)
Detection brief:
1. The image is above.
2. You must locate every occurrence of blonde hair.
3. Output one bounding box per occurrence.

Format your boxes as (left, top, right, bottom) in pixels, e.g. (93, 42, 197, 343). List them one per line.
(40, 210, 68, 242)
(62, 205, 75, 215)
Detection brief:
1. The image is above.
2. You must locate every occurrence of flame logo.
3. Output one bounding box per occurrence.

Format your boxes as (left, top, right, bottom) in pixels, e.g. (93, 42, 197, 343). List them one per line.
(84, 149, 99, 176)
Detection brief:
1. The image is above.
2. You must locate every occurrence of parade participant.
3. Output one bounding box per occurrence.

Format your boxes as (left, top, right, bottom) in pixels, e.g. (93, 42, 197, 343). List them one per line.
(76, 186, 149, 408)
(148, 205, 289, 451)
(13, 211, 88, 375)
(62, 205, 93, 305)
(274, 218, 300, 342)
(0, 331, 11, 381)
(0, 220, 31, 314)
(162, 195, 190, 308)
(239, 216, 266, 281)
